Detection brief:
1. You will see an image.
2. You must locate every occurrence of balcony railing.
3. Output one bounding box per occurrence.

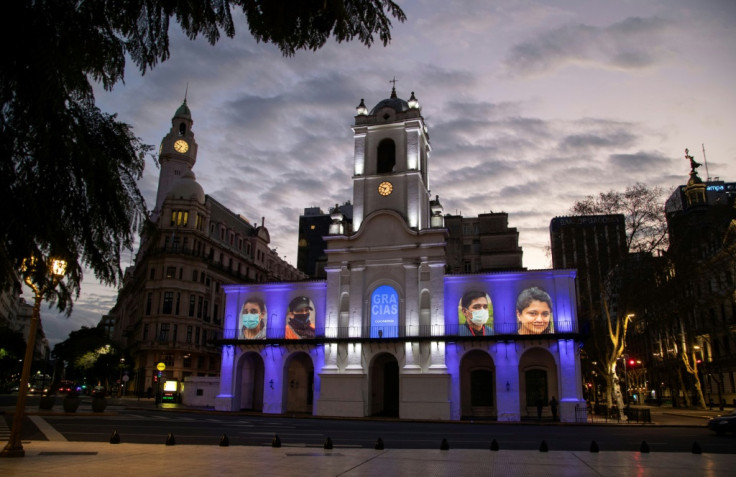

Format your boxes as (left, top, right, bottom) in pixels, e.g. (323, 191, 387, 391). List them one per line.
(214, 320, 578, 342)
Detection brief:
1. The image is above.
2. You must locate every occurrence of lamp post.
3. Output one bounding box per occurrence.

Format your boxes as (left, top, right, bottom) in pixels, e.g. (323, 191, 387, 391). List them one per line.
(1, 257, 66, 458)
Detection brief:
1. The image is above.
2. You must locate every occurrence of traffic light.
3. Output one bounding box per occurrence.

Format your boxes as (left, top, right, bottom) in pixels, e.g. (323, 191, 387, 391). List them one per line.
(628, 359, 636, 366)
(153, 375, 158, 383)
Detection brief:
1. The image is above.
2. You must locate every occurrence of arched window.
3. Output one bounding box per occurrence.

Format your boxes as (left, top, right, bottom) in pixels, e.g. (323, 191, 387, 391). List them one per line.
(179, 122, 186, 136)
(376, 139, 396, 174)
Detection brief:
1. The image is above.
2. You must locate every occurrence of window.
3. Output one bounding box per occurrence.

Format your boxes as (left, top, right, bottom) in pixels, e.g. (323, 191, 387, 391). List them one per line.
(203, 300, 210, 322)
(145, 293, 152, 315)
(192, 270, 198, 282)
(171, 210, 189, 226)
(197, 356, 204, 369)
(166, 267, 176, 278)
(377, 138, 396, 173)
(470, 370, 493, 406)
(172, 324, 178, 343)
(150, 268, 155, 279)
(143, 323, 149, 340)
(186, 326, 193, 343)
(183, 355, 192, 367)
(162, 292, 173, 314)
(195, 327, 200, 345)
(164, 353, 174, 366)
(175, 293, 181, 315)
(188, 295, 195, 317)
(197, 297, 203, 318)
(525, 369, 548, 407)
(159, 323, 170, 342)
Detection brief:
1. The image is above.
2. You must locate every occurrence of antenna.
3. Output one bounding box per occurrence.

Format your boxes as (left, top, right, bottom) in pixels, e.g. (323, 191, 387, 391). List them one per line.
(702, 143, 710, 181)
(184, 83, 189, 103)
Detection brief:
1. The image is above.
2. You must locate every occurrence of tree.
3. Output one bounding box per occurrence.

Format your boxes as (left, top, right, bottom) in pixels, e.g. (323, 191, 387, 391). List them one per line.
(1, 0, 406, 311)
(569, 183, 668, 408)
(570, 182, 668, 254)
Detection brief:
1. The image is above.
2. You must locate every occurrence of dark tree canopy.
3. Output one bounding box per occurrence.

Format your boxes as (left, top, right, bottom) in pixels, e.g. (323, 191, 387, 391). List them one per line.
(570, 183, 669, 254)
(1, 0, 405, 311)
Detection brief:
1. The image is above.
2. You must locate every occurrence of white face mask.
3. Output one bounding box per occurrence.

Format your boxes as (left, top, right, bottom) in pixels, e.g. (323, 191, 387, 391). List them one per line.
(470, 309, 488, 325)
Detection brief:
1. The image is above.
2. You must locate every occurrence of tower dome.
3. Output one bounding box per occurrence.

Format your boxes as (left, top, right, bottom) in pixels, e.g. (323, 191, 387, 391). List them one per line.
(175, 99, 191, 120)
(167, 169, 205, 204)
(369, 86, 410, 115)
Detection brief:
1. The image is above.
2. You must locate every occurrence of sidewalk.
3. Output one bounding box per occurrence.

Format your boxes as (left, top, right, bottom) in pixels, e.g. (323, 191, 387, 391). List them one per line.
(2, 440, 735, 476)
(2, 400, 735, 476)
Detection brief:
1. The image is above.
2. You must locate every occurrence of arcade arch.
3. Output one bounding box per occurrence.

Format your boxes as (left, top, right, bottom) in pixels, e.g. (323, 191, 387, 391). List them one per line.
(459, 349, 496, 418)
(283, 352, 314, 414)
(369, 352, 399, 417)
(236, 351, 264, 411)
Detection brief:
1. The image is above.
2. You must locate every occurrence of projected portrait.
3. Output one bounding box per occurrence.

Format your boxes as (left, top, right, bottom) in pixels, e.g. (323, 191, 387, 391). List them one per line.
(516, 287, 554, 335)
(240, 296, 267, 339)
(285, 296, 315, 339)
(458, 290, 493, 336)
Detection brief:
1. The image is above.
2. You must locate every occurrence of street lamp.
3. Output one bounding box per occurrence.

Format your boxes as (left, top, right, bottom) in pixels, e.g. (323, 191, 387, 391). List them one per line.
(1, 256, 66, 458)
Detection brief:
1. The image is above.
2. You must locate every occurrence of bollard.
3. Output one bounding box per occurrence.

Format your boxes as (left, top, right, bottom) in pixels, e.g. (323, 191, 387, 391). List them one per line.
(166, 433, 176, 446)
(589, 440, 599, 453)
(539, 440, 548, 452)
(272, 434, 282, 448)
(219, 434, 229, 447)
(639, 441, 649, 453)
(375, 437, 384, 450)
(490, 439, 499, 451)
(691, 442, 702, 454)
(440, 438, 450, 450)
(324, 437, 333, 450)
(110, 430, 120, 444)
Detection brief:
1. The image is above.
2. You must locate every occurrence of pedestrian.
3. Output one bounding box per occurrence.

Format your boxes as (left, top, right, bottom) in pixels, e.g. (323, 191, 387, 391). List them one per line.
(550, 396, 558, 421)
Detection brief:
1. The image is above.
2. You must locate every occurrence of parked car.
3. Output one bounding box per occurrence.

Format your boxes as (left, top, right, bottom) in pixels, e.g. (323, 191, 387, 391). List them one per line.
(707, 410, 736, 435)
(92, 385, 106, 397)
(28, 384, 50, 394)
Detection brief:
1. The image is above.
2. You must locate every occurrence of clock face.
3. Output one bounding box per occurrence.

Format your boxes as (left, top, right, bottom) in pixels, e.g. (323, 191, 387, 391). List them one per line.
(174, 139, 189, 153)
(378, 181, 393, 196)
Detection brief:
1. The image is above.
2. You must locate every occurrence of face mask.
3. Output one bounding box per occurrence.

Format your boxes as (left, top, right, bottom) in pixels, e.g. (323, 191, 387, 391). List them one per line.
(292, 312, 310, 323)
(242, 313, 260, 329)
(470, 309, 488, 325)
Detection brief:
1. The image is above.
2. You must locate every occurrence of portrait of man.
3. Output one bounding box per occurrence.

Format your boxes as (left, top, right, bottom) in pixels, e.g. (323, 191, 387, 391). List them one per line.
(516, 287, 554, 335)
(285, 296, 315, 339)
(240, 296, 267, 339)
(458, 290, 493, 336)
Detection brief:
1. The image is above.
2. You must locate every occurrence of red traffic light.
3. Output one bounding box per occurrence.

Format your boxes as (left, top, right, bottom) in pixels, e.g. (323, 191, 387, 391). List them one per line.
(628, 359, 636, 366)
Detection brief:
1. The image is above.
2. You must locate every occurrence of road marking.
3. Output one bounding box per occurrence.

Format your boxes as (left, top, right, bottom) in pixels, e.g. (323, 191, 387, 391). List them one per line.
(29, 415, 67, 441)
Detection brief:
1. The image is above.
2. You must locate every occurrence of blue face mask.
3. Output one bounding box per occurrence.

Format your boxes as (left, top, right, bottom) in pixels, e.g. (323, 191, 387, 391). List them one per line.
(242, 313, 261, 329)
(470, 309, 488, 325)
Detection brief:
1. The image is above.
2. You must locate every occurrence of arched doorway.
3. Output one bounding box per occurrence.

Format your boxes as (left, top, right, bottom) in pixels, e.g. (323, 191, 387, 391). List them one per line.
(519, 348, 558, 418)
(370, 353, 399, 416)
(238, 351, 264, 411)
(284, 352, 314, 414)
(460, 349, 496, 418)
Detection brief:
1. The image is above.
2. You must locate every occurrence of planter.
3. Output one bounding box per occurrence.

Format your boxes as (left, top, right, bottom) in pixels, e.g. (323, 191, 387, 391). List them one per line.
(91, 396, 107, 413)
(38, 394, 56, 410)
(62, 394, 80, 413)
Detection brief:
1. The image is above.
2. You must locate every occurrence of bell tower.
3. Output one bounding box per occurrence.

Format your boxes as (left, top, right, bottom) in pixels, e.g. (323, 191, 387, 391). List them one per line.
(351, 86, 432, 231)
(152, 99, 199, 220)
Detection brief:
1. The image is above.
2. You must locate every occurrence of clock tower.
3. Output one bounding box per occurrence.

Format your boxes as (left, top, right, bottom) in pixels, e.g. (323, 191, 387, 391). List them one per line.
(152, 99, 199, 220)
(351, 86, 431, 231)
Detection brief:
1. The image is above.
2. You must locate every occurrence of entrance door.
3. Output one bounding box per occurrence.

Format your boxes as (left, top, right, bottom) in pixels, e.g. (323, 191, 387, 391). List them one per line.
(285, 353, 314, 413)
(239, 353, 264, 411)
(370, 353, 399, 417)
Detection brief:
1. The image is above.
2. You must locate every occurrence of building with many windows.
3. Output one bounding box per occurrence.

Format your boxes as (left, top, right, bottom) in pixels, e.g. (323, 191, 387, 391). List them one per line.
(108, 101, 306, 397)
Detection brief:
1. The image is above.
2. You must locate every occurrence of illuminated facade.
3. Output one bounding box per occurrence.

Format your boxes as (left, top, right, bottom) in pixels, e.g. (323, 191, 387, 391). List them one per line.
(214, 88, 585, 421)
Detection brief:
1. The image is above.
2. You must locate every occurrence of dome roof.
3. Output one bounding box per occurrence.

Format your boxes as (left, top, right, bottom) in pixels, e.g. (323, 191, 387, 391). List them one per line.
(369, 86, 409, 115)
(175, 100, 191, 119)
(168, 169, 205, 204)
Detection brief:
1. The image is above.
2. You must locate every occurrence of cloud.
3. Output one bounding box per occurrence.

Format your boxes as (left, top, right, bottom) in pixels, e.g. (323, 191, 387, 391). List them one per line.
(504, 16, 673, 76)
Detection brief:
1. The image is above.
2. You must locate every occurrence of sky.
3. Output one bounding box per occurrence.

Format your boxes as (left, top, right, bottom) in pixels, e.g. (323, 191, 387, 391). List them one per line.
(37, 0, 736, 348)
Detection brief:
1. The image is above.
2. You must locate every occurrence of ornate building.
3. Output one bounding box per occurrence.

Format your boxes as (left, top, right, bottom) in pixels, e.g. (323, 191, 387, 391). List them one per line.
(109, 100, 306, 396)
(211, 87, 585, 422)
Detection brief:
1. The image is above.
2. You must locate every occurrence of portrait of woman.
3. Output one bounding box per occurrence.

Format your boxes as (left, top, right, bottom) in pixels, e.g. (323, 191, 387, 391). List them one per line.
(458, 290, 493, 336)
(241, 296, 267, 339)
(516, 287, 554, 335)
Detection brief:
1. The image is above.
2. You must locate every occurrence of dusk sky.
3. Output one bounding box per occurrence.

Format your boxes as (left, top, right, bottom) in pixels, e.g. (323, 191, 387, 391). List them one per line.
(37, 0, 736, 347)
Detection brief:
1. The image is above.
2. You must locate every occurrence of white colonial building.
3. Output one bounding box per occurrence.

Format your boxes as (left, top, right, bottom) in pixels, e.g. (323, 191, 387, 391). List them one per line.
(212, 87, 585, 422)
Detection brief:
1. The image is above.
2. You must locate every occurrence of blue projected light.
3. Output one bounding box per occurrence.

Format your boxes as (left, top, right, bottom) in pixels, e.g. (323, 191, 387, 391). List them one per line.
(370, 285, 399, 337)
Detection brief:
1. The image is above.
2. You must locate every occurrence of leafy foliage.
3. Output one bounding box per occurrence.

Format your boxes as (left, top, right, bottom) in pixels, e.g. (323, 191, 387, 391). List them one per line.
(1, 0, 405, 311)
